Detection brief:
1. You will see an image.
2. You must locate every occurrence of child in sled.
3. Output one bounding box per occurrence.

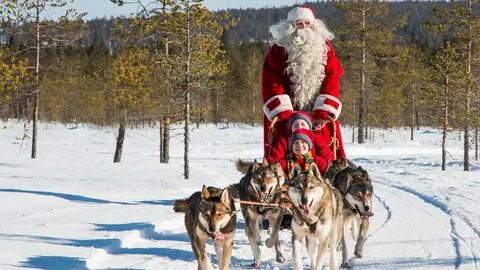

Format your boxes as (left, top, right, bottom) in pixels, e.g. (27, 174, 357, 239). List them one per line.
(265, 112, 334, 230)
(267, 111, 334, 178)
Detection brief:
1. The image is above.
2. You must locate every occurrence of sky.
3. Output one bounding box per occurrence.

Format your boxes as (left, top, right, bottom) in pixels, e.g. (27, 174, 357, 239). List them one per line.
(0, 120, 479, 269)
(44, 0, 301, 20)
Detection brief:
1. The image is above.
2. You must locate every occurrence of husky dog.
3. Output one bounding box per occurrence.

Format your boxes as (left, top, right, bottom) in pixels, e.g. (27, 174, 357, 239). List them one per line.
(173, 185, 236, 270)
(236, 158, 286, 267)
(324, 157, 357, 183)
(288, 163, 342, 270)
(332, 166, 374, 268)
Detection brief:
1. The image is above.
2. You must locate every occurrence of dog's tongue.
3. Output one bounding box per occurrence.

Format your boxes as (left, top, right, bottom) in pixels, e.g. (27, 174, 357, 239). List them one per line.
(360, 211, 374, 220)
(213, 231, 225, 241)
(301, 205, 309, 216)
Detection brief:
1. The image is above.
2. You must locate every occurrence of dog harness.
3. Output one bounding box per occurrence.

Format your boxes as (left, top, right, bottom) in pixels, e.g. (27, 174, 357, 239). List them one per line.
(255, 164, 284, 214)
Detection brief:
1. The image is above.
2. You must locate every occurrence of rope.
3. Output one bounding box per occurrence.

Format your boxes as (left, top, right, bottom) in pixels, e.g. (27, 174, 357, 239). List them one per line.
(233, 185, 293, 214)
(327, 116, 339, 160)
(234, 199, 292, 213)
(266, 116, 279, 157)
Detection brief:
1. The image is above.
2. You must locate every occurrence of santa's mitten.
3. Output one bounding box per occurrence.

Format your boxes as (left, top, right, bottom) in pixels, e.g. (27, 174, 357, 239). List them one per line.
(314, 111, 330, 121)
(263, 94, 293, 121)
(277, 110, 293, 121)
(313, 94, 342, 121)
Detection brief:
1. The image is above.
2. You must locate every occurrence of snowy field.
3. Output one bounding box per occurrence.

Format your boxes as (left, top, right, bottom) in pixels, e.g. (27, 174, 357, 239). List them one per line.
(0, 120, 479, 270)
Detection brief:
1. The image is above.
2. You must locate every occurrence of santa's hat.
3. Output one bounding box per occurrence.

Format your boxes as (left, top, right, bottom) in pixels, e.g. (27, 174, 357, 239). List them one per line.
(287, 111, 313, 132)
(287, 5, 316, 22)
(288, 129, 314, 153)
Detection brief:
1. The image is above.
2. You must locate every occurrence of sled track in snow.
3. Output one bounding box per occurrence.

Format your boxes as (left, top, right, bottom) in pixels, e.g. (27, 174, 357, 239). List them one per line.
(365, 191, 393, 241)
(355, 156, 480, 270)
(376, 180, 479, 270)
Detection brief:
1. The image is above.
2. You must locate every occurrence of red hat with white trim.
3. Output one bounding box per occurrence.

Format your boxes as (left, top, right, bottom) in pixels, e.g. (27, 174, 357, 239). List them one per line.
(287, 5, 316, 22)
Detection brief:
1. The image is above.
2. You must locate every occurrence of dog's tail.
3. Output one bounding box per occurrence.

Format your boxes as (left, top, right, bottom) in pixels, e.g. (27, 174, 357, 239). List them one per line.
(227, 183, 240, 200)
(236, 159, 252, 174)
(173, 199, 188, 213)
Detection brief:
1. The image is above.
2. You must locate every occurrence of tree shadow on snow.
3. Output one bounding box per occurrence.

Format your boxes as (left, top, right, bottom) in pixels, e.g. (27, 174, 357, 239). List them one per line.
(5, 232, 194, 265)
(0, 162, 26, 168)
(0, 188, 135, 205)
(135, 199, 175, 206)
(19, 256, 87, 270)
(9, 220, 254, 268)
(93, 222, 190, 242)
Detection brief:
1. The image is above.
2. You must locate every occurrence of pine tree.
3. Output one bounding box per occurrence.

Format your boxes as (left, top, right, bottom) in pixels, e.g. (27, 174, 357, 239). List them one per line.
(426, 1, 480, 170)
(396, 45, 431, 140)
(112, 47, 153, 163)
(0, 50, 28, 106)
(429, 43, 463, 171)
(224, 42, 264, 124)
(334, 0, 403, 142)
(153, 0, 228, 179)
(2, 0, 85, 158)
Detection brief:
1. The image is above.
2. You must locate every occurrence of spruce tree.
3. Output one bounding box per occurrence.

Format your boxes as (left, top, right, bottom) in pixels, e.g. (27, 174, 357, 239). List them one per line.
(334, 0, 403, 142)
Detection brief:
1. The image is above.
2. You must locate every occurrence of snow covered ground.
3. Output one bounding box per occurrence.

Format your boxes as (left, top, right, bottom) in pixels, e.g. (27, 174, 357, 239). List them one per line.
(0, 121, 479, 270)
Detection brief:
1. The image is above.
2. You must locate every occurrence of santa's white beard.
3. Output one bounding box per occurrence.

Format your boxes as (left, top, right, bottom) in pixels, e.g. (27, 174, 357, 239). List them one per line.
(270, 20, 332, 111)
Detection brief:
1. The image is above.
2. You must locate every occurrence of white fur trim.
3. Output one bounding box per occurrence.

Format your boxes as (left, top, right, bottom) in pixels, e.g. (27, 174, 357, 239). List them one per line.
(287, 7, 315, 22)
(313, 94, 342, 120)
(263, 94, 293, 121)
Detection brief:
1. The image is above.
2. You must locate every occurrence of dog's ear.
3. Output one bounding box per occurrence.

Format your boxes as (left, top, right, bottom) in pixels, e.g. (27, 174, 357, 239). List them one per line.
(262, 157, 269, 166)
(201, 185, 210, 199)
(272, 162, 286, 185)
(220, 188, 230, 208)
(362, 169, 370, 182)
(253, 159, 260, 170)
(339, 157, 347, 167)
(272, 162, 283, 174)
(290, 164, 302, 178)
(309, 162, 320, 177)
(338, 171, 352, 194)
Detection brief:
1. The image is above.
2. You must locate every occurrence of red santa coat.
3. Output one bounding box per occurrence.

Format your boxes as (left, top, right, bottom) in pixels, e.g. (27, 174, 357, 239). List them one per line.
(262, 40, 346, 159)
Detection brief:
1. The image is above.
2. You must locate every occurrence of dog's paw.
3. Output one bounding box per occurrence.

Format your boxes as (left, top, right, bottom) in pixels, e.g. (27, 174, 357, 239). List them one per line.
(277, 256, 285, 263)
(277, 252, 285, 263)
(341, 262, 351, 268)
(251, 261, 261, 268)
(354, 249, 363, 259)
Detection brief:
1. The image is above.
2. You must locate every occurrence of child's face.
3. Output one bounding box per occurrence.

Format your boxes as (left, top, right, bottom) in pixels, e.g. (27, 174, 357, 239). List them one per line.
(291, 119, 310, 132)
(292, 139, 309, 155)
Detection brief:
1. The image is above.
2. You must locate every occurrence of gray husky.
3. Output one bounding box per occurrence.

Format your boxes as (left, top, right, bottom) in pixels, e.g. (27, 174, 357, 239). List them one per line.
(288, 163, 342, 270)
(325, 157, 351, 182)
(332, 165, 374, 268)
(236, 158, 286, 267)
(174, 185, 236, 270)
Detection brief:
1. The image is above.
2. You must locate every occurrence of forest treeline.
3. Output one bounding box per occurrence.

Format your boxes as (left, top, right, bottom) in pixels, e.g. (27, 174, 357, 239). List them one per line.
(0, 0, 479, 172)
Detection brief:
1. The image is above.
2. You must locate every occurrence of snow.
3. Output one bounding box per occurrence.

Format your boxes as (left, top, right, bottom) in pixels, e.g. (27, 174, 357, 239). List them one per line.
(0, 121, 479, 270)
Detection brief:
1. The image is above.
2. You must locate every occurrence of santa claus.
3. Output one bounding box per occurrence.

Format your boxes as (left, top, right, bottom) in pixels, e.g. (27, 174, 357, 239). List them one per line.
(262, 4, 346, 159)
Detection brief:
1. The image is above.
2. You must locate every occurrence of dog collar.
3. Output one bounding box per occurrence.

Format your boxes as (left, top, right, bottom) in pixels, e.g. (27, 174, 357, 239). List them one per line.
(343, 198, 356, 212)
